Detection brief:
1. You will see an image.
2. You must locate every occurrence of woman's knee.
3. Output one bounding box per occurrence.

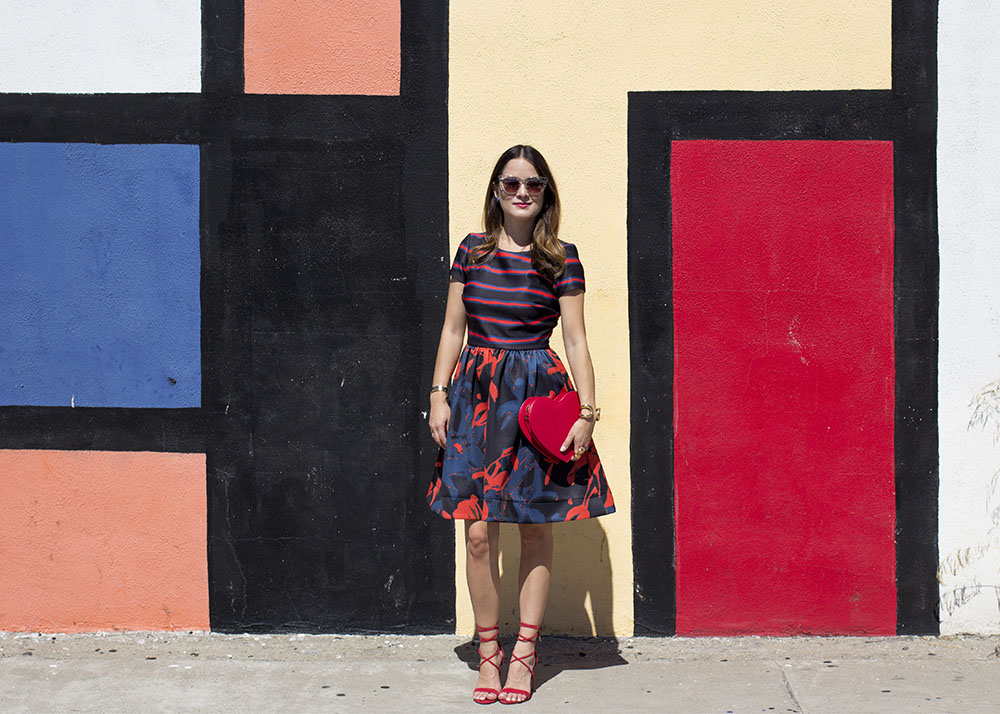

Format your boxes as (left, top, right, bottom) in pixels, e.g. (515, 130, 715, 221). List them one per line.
(466, 522, 494, 561)
(518, 524, 553, 552)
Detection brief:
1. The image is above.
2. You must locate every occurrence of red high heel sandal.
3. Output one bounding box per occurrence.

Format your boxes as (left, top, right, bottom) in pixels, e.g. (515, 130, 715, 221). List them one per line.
(499, 622, 539, 705)
(473, 623, 504, 705)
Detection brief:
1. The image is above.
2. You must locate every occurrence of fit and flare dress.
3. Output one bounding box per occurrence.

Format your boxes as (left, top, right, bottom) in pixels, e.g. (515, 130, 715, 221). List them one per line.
(426, 233, 616, 523)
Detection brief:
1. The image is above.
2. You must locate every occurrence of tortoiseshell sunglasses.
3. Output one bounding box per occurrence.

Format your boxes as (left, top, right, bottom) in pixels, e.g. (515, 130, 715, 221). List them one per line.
(496, 175, 548, 196)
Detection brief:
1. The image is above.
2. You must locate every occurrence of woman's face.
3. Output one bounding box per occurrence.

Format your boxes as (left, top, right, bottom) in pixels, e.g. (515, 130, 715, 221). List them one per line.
(494, 157, 546, 225)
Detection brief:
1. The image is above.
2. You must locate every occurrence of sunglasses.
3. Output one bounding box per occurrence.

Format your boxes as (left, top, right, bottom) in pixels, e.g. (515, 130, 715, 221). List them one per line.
(497, 175, 549, 196)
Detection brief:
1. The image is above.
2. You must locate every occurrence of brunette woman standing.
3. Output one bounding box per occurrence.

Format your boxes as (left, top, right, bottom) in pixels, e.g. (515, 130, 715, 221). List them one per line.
(426, 145, 615, 705)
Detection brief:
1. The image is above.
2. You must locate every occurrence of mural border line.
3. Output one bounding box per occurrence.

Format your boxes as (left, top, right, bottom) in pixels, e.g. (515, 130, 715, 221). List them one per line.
(0, 407, 205, 453)
(889, 0, 939, 637)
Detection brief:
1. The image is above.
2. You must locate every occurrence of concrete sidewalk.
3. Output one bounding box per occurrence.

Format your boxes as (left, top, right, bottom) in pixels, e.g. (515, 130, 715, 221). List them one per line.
(2, 631, 999, 713)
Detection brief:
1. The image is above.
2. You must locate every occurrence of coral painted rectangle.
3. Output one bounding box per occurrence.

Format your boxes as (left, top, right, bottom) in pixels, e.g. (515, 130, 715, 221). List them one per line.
(671, 140, 896, 635)
(0, 450, 208, 632)
(244, 0, 400, 95)
(0, 143, 200, 408)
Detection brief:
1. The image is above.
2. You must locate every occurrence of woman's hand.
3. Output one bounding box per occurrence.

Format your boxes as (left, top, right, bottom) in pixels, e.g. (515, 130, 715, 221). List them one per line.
(429, 392, 451, 450)
(560, 417, 595, 460)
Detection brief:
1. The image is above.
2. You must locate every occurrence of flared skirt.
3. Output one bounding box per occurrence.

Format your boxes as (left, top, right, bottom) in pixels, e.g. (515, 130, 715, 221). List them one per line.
(426, 345, 616, 523)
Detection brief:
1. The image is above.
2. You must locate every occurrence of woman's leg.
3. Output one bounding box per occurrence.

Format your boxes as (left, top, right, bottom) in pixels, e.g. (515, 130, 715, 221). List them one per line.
(500, 522, 553, 703)
(466, 519, 502, 702)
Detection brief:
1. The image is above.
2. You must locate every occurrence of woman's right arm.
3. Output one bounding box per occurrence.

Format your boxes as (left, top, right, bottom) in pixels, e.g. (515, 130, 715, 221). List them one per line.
(428, 279, 467, 449)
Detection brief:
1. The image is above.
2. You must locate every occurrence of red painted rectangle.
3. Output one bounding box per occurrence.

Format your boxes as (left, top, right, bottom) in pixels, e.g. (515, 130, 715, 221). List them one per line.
(672, 140, 896, 635)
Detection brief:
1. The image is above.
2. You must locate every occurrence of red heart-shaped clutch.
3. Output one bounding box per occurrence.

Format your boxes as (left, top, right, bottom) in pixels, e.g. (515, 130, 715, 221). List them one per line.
(517, 389, 581, 463)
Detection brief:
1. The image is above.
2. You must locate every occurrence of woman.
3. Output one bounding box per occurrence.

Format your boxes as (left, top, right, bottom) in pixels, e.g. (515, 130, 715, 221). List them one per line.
(426, 145, 615, 705)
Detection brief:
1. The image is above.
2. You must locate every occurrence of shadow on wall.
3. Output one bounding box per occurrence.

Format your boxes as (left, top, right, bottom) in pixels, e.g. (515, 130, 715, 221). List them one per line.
(497, 518, 614, 636)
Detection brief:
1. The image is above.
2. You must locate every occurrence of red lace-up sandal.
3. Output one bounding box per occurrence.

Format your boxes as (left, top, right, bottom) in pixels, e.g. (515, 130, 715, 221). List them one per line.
(499, 621, 539, 705)
(473, 623, 504, 705)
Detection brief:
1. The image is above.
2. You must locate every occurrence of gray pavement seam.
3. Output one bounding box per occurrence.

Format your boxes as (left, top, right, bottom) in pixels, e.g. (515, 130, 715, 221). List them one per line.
(780, 662, 806, 714)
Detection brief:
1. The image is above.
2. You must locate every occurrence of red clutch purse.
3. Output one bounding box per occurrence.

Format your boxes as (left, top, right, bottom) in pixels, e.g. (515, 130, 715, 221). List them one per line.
(517, 389, 580, 463)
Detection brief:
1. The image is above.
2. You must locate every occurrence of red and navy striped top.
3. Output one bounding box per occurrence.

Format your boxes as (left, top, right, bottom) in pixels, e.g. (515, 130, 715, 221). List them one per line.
(451, 232, 586, 350)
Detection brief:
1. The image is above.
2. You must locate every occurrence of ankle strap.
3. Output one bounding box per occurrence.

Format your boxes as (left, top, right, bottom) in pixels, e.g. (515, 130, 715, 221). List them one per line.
(516, 621, 540, 643)
(476, 623, 500, 642)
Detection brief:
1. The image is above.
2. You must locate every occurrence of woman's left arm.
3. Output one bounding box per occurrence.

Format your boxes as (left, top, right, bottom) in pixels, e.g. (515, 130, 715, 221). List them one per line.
(558, 289, 597, 459)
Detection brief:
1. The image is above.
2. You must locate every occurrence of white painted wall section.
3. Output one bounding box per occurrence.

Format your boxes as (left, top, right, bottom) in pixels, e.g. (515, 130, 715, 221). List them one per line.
(0, 1, 201, 93)
(938, 1, 1000, 635)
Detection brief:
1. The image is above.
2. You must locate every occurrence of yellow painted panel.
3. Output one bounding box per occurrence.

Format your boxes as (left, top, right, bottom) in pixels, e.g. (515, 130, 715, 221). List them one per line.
(449, 0, 891, 637)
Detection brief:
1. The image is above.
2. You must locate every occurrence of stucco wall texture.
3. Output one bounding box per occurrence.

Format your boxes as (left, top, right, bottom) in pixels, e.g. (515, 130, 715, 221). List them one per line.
(938, 1, 1000, 635)
(6, 0, 999, 638)
(671, 140, 896, 635)
(0, 451, 208, 632)
(0, 143, 201, 408)
(244, 0, 400, 95)
(449, 0, 891, 637)
(0, 0, 201, 93)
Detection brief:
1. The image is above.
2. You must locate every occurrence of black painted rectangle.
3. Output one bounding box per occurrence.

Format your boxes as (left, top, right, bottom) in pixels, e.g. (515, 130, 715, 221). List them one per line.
(205, 136, 450, 633)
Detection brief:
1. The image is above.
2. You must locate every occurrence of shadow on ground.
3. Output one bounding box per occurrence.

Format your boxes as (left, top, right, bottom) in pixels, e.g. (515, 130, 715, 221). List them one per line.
(454, 635, 629, 692)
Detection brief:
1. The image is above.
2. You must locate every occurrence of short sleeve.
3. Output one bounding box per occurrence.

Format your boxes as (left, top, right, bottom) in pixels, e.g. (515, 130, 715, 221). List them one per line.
(554, 243, 586, 297)
(449, 234, 473, 283)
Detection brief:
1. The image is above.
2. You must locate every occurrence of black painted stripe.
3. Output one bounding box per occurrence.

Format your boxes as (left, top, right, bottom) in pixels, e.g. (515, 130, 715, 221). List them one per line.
(0, 407, 204, 453)
(202, 0, 243, 96)
(627, 111, 675, 636)
(0, 94, 202, 144)
(891, 0, 939, 637)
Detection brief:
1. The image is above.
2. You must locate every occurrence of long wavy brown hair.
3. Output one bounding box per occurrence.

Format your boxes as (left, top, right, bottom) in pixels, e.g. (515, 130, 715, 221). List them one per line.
(471, 145, 565, 281)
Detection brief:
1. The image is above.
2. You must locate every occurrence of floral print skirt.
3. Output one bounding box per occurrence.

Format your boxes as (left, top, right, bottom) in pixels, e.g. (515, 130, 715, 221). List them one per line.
(427, 345, 615, 523)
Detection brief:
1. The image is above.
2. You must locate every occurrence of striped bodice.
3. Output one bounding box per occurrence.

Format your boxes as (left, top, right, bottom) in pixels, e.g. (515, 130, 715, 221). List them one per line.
(450, 233, 585, 350)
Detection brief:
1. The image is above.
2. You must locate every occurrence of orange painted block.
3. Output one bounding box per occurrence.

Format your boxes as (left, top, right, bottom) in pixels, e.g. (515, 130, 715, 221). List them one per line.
(244, 0, 400, 95)
(0, 450, 209, 632)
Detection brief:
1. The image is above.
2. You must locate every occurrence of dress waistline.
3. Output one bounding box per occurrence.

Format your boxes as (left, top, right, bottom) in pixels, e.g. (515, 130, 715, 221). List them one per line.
(465, 341, 551, 352)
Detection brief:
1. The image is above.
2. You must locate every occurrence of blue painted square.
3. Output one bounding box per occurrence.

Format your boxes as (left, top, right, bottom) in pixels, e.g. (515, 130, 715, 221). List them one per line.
(0, 143, 201, 407)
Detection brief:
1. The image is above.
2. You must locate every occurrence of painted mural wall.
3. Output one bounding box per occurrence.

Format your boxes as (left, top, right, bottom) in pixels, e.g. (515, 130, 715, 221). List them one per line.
(0, 0, 451, 635)
(0, 0, 994, 638)
(449, 0, 907, 638)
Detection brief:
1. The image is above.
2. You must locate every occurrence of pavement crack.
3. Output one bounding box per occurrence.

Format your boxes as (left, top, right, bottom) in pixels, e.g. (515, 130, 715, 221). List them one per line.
(780, 664, 806, 714)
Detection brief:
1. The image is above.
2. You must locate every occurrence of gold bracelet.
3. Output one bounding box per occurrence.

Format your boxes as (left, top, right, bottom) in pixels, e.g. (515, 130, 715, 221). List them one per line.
(579, 403, 601, 422)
